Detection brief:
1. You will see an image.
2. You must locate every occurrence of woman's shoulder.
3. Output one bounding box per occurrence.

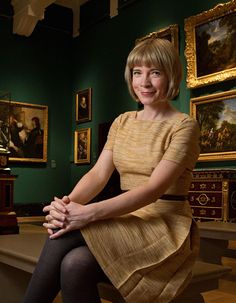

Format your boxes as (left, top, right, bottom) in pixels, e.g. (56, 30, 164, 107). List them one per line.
(173, 113, 200, 135)
(176, 112, 199, 126)
(113, 111, 137, 123)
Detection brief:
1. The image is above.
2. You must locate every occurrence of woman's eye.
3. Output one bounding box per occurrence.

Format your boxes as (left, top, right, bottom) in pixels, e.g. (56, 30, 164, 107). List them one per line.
(152, 70, 161, 76)
(132, 70, 141, 76)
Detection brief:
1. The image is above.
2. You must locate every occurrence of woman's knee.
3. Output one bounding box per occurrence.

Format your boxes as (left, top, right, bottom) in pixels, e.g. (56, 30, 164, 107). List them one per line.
(61, 246, 100, 281)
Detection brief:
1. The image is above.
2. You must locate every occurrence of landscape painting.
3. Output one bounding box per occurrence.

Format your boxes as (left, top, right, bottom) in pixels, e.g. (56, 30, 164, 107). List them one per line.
(190, 90, 236, 161)
(195, 13, 236, 78)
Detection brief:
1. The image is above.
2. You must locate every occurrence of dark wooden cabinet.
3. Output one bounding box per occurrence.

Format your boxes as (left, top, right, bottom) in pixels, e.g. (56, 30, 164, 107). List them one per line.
(0, 174, 19, 234)
(188, 169, 236, 222)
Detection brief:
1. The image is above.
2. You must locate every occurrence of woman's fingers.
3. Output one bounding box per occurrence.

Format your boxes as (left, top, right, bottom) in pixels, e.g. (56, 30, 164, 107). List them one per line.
(43, 196, 67, 214)
(49, 227, 68, 239)
(62, 196, 70, 204)
(52, 197, 67, 213)
(43, 220, 64, 230)
(45, 211, 66, 223)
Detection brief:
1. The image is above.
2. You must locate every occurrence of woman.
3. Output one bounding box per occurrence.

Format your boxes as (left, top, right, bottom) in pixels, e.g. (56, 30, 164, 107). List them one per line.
(23, 38, 200, 303)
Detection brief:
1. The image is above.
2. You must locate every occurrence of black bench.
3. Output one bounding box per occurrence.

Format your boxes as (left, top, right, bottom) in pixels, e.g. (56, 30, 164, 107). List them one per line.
(97, 261, 231, 303)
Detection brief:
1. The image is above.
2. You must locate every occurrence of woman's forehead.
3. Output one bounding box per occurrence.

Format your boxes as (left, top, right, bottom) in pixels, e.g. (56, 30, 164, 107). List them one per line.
(130, 54, 162, 67)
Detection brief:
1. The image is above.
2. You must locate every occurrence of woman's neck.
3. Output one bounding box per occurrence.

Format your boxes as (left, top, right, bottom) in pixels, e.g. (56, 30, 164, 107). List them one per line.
(137, 102, 179, 121)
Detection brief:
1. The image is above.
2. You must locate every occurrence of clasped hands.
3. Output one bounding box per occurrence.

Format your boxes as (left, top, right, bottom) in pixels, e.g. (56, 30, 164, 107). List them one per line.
(43, 196, 91, 239)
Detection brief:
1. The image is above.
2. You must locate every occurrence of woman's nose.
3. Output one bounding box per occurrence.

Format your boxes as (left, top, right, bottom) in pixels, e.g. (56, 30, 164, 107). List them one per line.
(140, 75, 151, 86)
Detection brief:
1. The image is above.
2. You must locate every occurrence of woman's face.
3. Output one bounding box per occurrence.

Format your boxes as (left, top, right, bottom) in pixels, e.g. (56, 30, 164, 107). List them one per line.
(132, 65, 168, 105)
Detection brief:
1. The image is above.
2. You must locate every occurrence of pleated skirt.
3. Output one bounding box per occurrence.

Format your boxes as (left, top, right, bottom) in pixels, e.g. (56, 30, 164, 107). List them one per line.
(81, 200, 199, 303)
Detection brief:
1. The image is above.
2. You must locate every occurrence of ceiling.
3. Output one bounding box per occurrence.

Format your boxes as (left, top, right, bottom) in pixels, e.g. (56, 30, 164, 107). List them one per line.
(10, 0, 88, 37)
(10, 0, 119, 38)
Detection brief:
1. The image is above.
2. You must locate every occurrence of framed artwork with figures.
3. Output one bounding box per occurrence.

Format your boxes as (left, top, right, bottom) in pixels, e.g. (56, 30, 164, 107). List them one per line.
(0, 100, 48, 163)
(190, 89, 236, 161)
(74, 128, 91, 164)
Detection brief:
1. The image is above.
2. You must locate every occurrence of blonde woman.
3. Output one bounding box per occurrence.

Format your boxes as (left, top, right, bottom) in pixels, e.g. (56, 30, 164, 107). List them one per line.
(23, 38, 200, 303)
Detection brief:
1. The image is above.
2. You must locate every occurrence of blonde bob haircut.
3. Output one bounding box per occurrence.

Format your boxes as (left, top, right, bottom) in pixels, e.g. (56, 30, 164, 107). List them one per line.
(124, 38, 182, 101)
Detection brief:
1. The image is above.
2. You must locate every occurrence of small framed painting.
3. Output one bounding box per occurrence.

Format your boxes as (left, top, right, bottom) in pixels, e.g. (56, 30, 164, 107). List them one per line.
(75, 88, 92, 123)
(74, 128, 91, 164)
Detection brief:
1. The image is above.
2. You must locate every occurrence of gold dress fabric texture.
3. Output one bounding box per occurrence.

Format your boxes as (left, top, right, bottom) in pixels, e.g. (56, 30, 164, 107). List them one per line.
(81, 111, 200, 303)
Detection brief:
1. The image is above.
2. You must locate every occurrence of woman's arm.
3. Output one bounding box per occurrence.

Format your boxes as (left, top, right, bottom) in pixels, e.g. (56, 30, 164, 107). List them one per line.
(89, 159, 185, 219)
(68, 149, 115, 204)
(46, 158, 185, 238)
(43, 149, 115, 231)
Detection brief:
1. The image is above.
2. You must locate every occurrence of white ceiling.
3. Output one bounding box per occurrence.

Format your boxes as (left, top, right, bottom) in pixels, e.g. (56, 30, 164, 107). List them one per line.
(10, 0, 118, 37)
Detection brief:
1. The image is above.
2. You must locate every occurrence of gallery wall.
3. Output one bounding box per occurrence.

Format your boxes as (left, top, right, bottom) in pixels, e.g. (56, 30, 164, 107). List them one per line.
(0, 5, 74, 206)
(0, 0, 235, 209)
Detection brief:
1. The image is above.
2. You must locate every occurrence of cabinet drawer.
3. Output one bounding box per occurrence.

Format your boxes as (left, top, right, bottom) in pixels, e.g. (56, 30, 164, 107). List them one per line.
(191, 207, 223, 220)
(188, 192, 222, 207)
(190, 181, 222, 191)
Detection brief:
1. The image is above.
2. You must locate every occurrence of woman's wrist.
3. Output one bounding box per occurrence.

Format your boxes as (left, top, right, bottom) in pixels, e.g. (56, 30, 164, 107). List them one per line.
(85, 203, 100, 222)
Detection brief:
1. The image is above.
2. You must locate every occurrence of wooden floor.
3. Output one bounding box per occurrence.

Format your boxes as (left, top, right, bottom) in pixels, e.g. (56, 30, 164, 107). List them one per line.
(20, 223, 236, 303)
(202, 248, 236, 303)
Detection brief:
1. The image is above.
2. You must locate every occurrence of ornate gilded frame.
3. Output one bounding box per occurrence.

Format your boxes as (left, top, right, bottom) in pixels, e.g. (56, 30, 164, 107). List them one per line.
(136, 24, 179, 52)
(74, 128, 91, 164)
(0, 100, 48, 163)
(190, 89, 236, 162)
(75, 88, 92, 123)
(184, 0, 236, 88)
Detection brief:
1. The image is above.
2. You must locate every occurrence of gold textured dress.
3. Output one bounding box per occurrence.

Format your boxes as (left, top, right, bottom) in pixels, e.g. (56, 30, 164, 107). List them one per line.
(81, 111, 200, 303)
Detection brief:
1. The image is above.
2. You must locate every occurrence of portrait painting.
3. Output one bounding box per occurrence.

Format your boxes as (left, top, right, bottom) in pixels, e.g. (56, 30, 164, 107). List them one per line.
(76, 88, 92, 123)
(190, 90, 236, 161)
(0, 100, 48, 163)
(185, 1, 236, 88)
(74, 128, 91, 164)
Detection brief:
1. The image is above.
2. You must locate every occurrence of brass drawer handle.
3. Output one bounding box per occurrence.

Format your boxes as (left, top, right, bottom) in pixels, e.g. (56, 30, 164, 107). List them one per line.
(196, 194, 210, 206)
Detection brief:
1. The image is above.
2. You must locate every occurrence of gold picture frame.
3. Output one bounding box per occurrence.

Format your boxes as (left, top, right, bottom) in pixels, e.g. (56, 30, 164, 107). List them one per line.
(0, 100, 48, 163)
(74, 128, 91, 164)
(184, 0, 236, 88)
(136, 24, 179, 52)
(190, 89, 236, 161)
(75, 88, 92, 123)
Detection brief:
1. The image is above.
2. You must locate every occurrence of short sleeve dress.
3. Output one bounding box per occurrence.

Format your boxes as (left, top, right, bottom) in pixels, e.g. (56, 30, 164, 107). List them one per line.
(81, 111, 200, 303)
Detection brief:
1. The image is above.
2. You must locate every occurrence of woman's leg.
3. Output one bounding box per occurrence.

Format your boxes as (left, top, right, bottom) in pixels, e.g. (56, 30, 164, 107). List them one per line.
(22, 230, 87, 303)
(60, 246, 109, 303)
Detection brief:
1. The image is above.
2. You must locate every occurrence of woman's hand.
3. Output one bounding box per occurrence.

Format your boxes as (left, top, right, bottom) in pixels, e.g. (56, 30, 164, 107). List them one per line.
(43, 196, 95, 239)
(43, 196, 69, 235)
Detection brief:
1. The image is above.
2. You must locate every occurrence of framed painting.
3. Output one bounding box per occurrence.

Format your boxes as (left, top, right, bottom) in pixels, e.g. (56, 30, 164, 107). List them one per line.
(0, 100, 48, 163)
(184, 1, 236, 88)
(75, 88, 92, 123)
(136, 24, 179, 52)
(190, 89, 236, 161)
(74, 128, 91, 164)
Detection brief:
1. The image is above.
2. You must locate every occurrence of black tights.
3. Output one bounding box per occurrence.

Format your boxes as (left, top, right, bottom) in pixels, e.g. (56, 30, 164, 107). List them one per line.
(22, 230, 109, 303)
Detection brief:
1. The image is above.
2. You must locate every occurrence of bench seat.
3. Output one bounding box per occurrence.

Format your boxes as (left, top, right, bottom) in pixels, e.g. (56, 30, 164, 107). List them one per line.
(98, 261, 232, 303)
(0, 227, 232, 303)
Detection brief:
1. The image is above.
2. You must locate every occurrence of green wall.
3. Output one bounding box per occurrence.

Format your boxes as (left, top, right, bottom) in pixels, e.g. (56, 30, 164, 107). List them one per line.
(0, 15, 73, 204)
(0, 0, 235, 208)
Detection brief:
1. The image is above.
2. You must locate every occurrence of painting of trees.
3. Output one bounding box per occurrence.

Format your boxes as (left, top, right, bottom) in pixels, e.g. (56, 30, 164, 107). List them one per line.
(196, 98, 236, 154)
(195, 12, 236, 77)
(185, 1, 236, 88)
